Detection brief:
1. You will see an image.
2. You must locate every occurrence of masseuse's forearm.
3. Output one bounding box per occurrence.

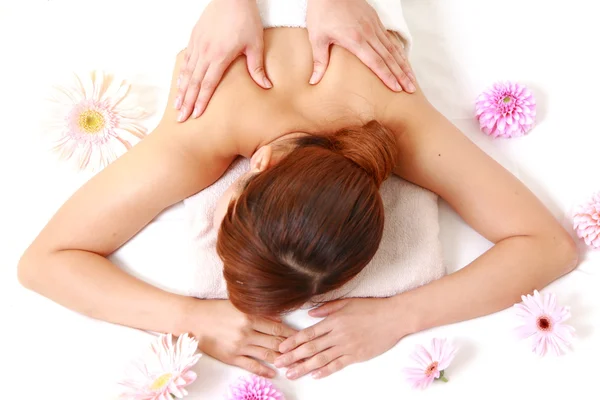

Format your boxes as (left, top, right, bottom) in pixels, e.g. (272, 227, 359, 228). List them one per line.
(18, 250, 193, 335)
(396, 234, 578, 335)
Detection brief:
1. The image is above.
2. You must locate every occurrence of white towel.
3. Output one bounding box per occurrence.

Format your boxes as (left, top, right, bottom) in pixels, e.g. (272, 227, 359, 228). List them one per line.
(183, 158, 445, 301)
(257, 0, 412, 53)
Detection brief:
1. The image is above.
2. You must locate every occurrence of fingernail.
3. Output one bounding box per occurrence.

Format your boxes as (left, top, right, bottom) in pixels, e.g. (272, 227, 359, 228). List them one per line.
(177, 108, 186, 122)
(286, 370, 297, 379)
(309, 72, 317, 85)
(263, 77, 272, 89)
(394, 80, 402, 92)
(174, 96, 182, 110)
(192, 106, 200, 119)
(274, 358, 283, 368)
(408, 82, 416, 92)
(311, 371, 321, 379)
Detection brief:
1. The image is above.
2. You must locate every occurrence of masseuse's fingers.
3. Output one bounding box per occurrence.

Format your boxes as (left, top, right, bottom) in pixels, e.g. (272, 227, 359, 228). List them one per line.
(375, 27, 415, 92)
(367, 32, 412, 93)
(192, 58, 233, 118)
(285, 348, 344, 380)
(173, 46, 198, 110)
(279, 320, 331, 353)
(274, 336, 332, 368)
(175, 47, 199, 108)
(381, 24, 415, 83)
(345, 38, 401, 92)
(180, 58, 209, 121)
(233, 356, 276, 378)
(245, 40, 272, 90)
(308, 35, 331, 85)
(252, 317, 297, 338)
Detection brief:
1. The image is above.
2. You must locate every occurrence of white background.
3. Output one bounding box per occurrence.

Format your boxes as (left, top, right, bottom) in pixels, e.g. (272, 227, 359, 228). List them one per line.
(1, 0, 599, 399)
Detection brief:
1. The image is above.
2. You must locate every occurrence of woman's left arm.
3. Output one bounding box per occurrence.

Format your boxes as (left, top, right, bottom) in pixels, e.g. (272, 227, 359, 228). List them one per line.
(276, 97, 578, 379)
(385, 100, 578, 330)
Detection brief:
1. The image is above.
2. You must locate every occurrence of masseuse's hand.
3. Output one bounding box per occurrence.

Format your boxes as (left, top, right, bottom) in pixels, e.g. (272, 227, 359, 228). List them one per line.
(306, 0, 416, 92)
(191, 300, 297, 377)
(175, 0, 271, 121)
(275, 298, 406, 379)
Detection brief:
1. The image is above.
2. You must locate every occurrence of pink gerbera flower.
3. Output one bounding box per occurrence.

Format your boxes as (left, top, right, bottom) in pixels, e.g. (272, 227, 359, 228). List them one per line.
(47, 71, 149, 171)
(226, 375, 285, 400)
(403, 338, 457, 389)
(514, 290, 575, 356)
(475, 81, 536, 138)
(119, 334, 202, 400)
(573, 192, 600, 249)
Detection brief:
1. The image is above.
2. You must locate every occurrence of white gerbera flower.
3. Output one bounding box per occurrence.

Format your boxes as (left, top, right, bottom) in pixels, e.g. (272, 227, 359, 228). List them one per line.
(47, 71, 149, 171)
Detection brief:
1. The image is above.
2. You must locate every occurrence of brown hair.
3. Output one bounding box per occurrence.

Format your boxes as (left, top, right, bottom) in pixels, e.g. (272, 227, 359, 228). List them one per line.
(216, 120, 399, 316)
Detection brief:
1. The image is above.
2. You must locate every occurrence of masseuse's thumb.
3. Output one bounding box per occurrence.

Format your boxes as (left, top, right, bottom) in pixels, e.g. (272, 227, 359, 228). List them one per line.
(246, 41, 272, 89)
(309, 36, 331, 85)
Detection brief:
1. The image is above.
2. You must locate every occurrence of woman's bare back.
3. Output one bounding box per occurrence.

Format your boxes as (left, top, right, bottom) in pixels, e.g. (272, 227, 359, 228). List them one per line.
(161, 28, 422, 158)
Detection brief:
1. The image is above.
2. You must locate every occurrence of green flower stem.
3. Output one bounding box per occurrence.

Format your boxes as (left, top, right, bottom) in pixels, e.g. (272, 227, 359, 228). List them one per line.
(437, 370, 449, 383)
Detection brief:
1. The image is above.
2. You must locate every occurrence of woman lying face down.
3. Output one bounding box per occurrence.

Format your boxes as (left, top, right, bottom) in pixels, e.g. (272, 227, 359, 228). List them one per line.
(215, 122, 399, 316)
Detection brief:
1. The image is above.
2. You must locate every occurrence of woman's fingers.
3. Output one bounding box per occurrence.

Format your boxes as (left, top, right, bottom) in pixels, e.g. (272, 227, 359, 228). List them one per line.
(243, 345, 281, 365)
(233, 356, 276, 378)
(279, 320, 331, 353)
(252, 317, 297, 338)
(274, 336, 332, 368)
(309, 355, 353, 379)
(251, 331, 286, 352)
(284, 348, 344, 380)
(308, 299, 349, 318)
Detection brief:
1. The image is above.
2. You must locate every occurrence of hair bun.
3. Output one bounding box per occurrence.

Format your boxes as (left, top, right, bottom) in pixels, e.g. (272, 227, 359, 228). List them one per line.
(331, 121, 399, 187)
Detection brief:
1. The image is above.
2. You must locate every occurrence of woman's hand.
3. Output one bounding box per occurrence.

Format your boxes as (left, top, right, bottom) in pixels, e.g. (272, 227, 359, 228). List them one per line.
(189, 299, 296, 378)
(306, 0, 416, 92)
(275, 297, 407, 379)
(175, 0, 271, 122)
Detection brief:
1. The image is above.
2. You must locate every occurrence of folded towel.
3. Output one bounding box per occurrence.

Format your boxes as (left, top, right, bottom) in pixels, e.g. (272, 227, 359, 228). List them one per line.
(257, 0, 412, 53)
(183, 158, 445, 301)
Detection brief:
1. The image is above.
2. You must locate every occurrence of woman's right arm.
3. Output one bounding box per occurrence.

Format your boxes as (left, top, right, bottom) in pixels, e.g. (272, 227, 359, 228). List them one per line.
(17, 124, 231, 335)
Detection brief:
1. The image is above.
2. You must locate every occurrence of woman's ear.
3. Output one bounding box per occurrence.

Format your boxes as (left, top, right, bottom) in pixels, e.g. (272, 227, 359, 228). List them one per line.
(250, 146, 273, 172)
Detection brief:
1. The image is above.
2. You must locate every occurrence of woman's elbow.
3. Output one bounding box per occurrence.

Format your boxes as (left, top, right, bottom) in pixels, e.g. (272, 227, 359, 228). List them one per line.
(546, 229, 579, 275)
(17, 248, 46, 291)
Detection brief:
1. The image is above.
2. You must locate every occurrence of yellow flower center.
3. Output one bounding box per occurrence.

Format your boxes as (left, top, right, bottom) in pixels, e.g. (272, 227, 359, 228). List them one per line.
(503, 96, 512, 103)
(78, 109, 105, 134)
(150, 373, 173, 391)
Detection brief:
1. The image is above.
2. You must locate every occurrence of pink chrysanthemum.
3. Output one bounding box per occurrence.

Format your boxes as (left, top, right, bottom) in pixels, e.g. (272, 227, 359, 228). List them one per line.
(47, 71, 149, 172)
(119, 334, 202, 400)
(514, 290, 575, 356)
(573, 192, 600, 249)
(403, 338, 457, 390)
(475, 81, 536, 138)
(226, 375, 285, 400)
